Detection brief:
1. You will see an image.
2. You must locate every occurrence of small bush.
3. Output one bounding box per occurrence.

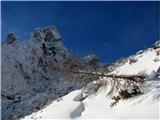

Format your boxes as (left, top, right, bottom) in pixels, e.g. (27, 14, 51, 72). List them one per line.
(119, 89, 132, 99)
(153, 58, 160, 62)
(111, 86, 143, 106)
(119, 86, 143, 100)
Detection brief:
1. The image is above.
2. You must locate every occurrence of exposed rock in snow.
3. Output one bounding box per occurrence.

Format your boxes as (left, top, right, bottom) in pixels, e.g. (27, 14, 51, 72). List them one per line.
(111, 47, 160, 77)
(104, 57, 128, 72)
(154, 40, 160, 49)
(2, 25, 160, 120)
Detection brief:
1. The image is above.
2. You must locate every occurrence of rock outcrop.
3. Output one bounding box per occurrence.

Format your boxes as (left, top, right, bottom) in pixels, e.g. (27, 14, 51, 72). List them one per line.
(1, 26, 84, 119)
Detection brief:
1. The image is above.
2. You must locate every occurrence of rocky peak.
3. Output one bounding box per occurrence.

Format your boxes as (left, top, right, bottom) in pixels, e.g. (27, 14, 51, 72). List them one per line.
(26, 26, 69, 65)
(44, 26, 61, 41)
(31, 26, 61, 42)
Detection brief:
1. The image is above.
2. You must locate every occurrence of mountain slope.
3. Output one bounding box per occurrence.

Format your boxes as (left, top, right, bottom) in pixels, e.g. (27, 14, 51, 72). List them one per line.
(2, 25, 160, 119)
(23, 39, 160, 119)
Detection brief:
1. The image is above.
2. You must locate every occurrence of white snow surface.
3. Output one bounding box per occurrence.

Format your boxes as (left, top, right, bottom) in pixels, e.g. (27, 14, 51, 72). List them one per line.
(112, 48, 160, 76)
(23, 46, 160, 119)
(23, 81, 159, 119)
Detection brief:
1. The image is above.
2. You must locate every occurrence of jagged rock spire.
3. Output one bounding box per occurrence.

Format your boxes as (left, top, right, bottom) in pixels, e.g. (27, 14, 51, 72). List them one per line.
(31, 25, 61, 42)
(44, 26, 61, 41)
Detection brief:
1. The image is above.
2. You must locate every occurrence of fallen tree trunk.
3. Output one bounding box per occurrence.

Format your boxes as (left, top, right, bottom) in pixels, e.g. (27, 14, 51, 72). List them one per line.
(55, 68, 146, 83)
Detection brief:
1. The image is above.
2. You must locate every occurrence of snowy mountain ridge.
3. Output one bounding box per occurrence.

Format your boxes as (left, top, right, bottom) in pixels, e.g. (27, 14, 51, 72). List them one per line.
(24, 40, 160, 119)
(1, 25, 160, 120)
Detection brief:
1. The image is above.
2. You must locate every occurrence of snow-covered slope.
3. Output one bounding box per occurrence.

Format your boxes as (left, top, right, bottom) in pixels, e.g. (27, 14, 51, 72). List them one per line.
(23, 82, 159, 119)
(23, 39, 160, 119)
(112, 48, 160, 76)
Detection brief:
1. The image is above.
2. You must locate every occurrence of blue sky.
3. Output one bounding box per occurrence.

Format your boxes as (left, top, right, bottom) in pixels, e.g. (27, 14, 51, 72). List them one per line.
(1, 1, 160, 63)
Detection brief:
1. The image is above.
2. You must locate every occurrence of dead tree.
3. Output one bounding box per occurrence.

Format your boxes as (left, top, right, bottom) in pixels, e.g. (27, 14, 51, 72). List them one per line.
(55, 67, 147, 83)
